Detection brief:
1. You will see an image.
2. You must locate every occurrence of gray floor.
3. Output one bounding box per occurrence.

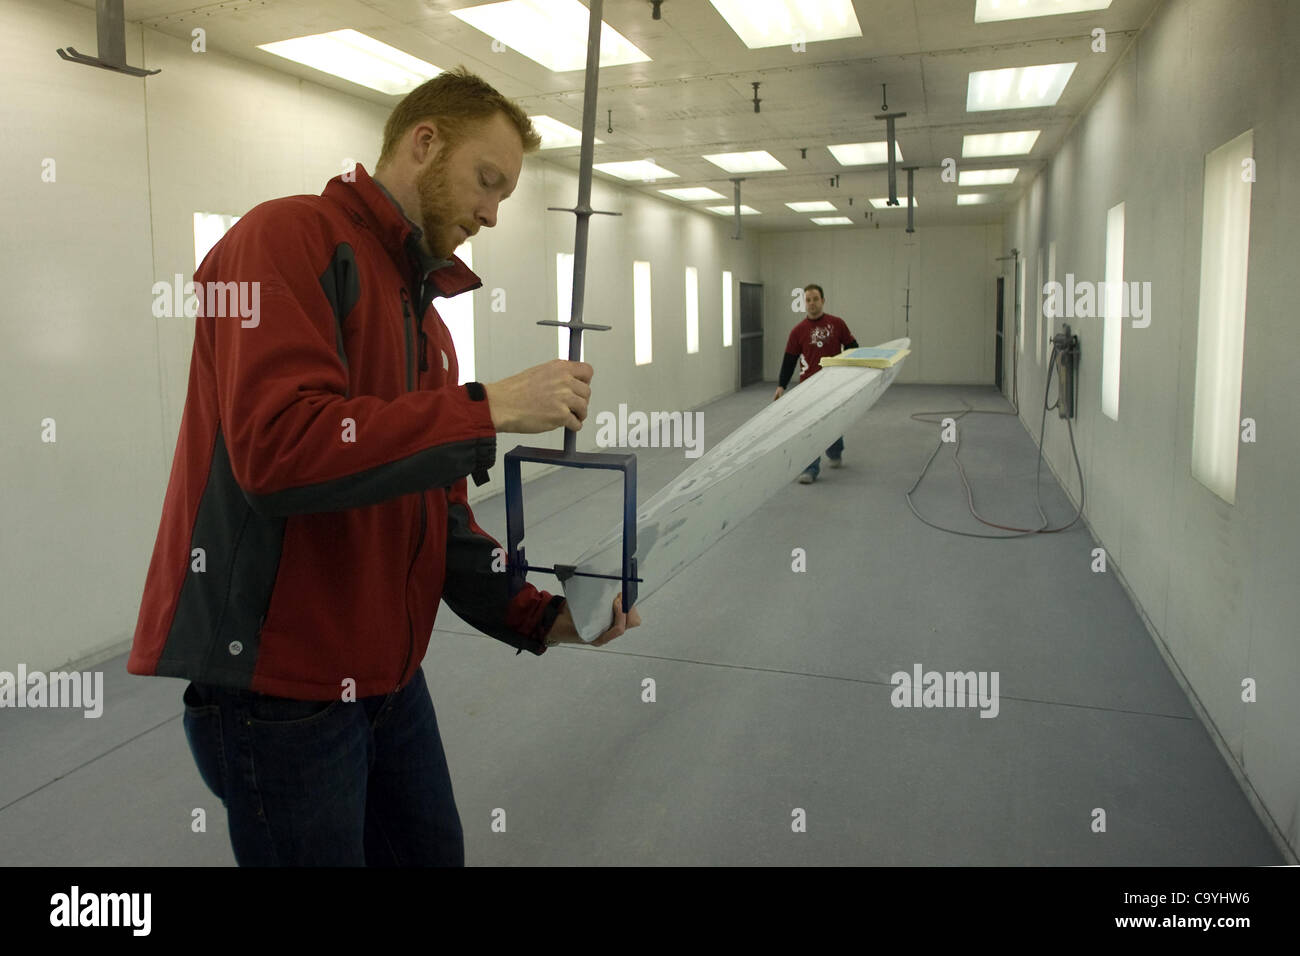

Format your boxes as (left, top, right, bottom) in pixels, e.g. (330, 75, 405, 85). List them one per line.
(0, 383, 1283, 865)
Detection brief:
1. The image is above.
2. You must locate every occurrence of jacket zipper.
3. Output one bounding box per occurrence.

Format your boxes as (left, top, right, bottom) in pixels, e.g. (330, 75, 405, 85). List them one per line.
(396, 284, 423, 690)
(400, 289, 416, 391)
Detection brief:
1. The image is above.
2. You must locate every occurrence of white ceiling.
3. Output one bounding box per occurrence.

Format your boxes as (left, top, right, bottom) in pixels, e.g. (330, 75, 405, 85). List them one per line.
(69, 0, 1164, 229)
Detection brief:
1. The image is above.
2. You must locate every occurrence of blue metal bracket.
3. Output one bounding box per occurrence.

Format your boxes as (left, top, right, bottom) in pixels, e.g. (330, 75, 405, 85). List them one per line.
(504, 447, 639, 616)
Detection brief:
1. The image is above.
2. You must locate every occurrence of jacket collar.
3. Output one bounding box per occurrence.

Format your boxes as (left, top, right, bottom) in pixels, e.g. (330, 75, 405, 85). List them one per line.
(322, 163, 481, 300)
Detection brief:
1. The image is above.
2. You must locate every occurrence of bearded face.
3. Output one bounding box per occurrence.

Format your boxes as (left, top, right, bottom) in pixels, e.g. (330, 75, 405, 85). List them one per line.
(397, 112, 524, 260)
(415, 154, 467, 260)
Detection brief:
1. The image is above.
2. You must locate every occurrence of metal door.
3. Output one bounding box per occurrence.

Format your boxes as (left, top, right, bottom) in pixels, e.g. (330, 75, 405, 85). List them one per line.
(739, 282, 764, 386)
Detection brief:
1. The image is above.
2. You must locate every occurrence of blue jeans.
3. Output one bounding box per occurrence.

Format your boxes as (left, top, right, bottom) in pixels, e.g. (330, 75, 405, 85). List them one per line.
(805, 437, 845, 478)
(182, 666, 463, 866)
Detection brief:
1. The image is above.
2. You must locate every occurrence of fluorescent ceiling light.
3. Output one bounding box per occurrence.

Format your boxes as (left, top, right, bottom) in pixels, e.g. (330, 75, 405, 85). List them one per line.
(659, 187, 727, 201)
(957, 193, 994, 205)
(257, 29, 440, 95)
(975, 0, 1113, 23)
(962, 130, 1041, 157)
(812, 217, 854, 225)
(958, 168, 1020, 185)
(529, 115, 603, 150)
(451, 0, 650, 72)
(594, 160, 678, 181)
(707, 205, 760, 215)
(702, 151, 786, 173)
(786, 201, 837, 212)
(827, 141, 904, 165)
(708, 0, 862, 49)
(868, 197, 920, 208)
(967, 63, 1077, 111)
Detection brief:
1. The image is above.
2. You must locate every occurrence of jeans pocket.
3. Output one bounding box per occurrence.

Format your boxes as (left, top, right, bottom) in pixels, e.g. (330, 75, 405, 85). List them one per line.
(182, 682, 227, 802)
(244, 692, 341, 727)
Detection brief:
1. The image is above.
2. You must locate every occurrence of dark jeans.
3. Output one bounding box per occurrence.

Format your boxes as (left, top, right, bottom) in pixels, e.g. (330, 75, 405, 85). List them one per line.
(805, 436, 845, 478)
(182, 666, 463, 866)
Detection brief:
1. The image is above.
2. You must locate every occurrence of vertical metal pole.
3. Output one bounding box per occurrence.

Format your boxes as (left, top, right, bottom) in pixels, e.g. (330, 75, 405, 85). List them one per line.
(731, 178, 744, 240)
(905, 166, 915, 233)
(904, 264, 911, 334)
(98, 0, 125, 66)
(884, 115, 898, 203)
(874, 109, 907, 206)
(563, 0, 605, 455)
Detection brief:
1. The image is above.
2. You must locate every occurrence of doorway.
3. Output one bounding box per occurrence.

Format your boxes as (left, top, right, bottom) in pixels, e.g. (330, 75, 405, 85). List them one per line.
(739, 281, 764, 387)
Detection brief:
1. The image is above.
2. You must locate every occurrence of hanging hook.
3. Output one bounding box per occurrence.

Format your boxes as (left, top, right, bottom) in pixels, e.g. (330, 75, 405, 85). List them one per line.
(607, 109, 613, 134)
(881, 82, 888, 112)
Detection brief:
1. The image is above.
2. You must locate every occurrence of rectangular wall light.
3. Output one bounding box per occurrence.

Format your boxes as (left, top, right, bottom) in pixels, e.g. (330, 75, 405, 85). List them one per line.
(722, 271, 733, 347)
(1191, 130, 1254, 504)
(556, 252, 585, 361)
(1018, 257, 1026, 356)
(441, 241, 476, 383)
(1102, 206, 1124, 420)
(193, 212, 240, 270)
(633, 261, 653, 366)
(1035, 249, 1044, 365)
(685, 267, 700, 354)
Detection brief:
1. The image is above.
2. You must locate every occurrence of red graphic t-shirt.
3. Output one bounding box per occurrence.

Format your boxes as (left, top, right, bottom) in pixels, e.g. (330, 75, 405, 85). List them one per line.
(784, 313, 856, 382)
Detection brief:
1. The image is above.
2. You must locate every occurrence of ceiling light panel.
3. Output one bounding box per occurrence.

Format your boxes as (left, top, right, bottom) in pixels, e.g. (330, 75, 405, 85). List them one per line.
(967, 63, 1077, 110)
(962, 130, 1041, 157)
(708, 0, 863, 49)
(257, 30, 439, 95)
(594, 160, 677, 181)
(957, 168, 1020, 185)
(529, 115, 604, 149)
(659, 187, 727, 200)
(451, 0, 650, 72)
(702, 151, 787, 173)
(827, 141, 904, 166)
(975, 0, 1113, 23)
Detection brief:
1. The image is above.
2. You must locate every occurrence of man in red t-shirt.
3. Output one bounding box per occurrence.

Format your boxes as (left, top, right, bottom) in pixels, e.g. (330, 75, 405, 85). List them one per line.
(772, 283, 858, 483)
